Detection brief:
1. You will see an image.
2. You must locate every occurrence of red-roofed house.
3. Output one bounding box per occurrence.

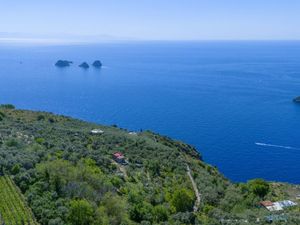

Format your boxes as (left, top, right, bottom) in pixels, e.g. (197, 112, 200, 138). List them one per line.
(260, 201, 274, 208)
(113, 152, 125, 164)
(260, 201, 284, 211)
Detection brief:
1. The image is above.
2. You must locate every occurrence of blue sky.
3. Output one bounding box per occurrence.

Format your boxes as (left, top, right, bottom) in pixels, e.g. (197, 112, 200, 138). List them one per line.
(0, 0, 300, 42)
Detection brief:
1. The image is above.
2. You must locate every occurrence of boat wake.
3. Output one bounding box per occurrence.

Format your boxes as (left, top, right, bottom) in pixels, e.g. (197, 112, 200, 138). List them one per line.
(255, 142, 300, 150)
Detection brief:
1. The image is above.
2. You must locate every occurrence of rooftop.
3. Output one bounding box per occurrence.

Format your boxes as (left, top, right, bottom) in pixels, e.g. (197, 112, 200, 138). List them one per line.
(113, 152, 124, 158)
(261, 200, 297, 211)
(90, 129, 104, 134)
(260, 201, 274, 207)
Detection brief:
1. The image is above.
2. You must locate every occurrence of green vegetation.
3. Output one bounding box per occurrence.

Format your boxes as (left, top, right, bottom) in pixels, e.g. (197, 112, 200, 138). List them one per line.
(0, 111, 5, 121)
(68, 199, 94, 225)
(0, 106, 299, 224)
(0, 176, 38, 225)
(171, 188, 194, 213)
(248, 179, 270, 198)
(0, 104, 15, 109)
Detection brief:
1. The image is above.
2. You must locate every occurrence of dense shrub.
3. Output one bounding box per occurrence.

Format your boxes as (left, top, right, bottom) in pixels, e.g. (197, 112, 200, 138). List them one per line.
(68, 199, 94, 225)
(247, 179, 270, 198)
(171, 188, 194, 212)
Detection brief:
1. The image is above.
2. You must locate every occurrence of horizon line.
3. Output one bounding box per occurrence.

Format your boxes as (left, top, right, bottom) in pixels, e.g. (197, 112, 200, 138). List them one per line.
(1, 37, 300, 46)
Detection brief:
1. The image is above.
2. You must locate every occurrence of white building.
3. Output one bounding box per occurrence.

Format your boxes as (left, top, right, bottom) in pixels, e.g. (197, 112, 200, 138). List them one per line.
(90, 129, 104, 134)
(261, 200, 297, 212)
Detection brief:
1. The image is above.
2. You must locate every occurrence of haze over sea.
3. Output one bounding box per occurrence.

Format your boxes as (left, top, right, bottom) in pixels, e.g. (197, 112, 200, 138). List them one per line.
(1, 41, 300, 183)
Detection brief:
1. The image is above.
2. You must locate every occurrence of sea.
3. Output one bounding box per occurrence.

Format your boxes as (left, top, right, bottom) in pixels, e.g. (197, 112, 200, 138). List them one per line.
(1, 41, 300, 183)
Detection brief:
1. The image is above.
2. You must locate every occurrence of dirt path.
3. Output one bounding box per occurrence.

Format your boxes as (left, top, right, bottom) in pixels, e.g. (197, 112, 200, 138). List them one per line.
(112, 160, 128, 179)
(187, 165, 201, 212)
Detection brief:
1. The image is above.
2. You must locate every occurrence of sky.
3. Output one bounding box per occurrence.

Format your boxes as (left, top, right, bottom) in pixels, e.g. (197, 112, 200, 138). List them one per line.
(0, 0, 300, 42)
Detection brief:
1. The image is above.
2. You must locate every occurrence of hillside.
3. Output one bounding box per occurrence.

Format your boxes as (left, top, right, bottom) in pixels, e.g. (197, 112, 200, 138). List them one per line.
(0, 105, 299, 225)
(0, 176, 38, 225)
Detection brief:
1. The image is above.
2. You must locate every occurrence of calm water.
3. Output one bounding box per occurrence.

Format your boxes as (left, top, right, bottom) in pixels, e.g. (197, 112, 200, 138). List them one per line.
(1, 41, 300, 183)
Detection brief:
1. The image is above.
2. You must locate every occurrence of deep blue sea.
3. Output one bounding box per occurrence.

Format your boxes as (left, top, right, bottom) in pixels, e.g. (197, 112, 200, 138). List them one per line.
(1, 41, 300, 183)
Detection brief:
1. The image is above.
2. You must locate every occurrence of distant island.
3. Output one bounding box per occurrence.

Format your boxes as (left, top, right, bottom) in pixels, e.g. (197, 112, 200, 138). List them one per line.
(79, 62, 90, 69)
(293, 96, 300, 103)
(0, 105, 299, 225)
(55, 60, 72, 67)
(92, 60, 102, 68)
(55, 60, 103, 69)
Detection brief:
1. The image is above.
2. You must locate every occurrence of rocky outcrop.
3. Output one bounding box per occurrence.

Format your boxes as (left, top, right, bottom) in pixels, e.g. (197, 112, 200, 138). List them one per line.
(55, 60, 72, 67)
(79, 62, 89, 69)
(92, 60, 102, 68)
(293, 96, 300, 103)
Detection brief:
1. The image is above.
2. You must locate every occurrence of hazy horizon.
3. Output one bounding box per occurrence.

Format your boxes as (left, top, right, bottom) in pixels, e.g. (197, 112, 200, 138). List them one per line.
(1, 0, 300, 43)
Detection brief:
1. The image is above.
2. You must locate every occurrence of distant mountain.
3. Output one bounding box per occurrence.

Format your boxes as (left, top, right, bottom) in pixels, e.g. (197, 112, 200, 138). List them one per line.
(0, 32, 136, 44)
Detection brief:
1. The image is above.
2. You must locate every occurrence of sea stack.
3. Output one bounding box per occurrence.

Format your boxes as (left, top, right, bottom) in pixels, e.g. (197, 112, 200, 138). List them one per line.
(293, 96, 300, 103)
(79, 62, 89, 69)
(55, 60, 72, 67)
(92, 60, 102, 68)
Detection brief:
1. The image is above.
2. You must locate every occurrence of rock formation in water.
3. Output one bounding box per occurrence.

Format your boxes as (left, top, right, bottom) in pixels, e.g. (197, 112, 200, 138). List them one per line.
(293, 96, 300, 103)
(92, 60, 102, 68)
(79, 62, 89, 69)
(55, 60, 72, 67)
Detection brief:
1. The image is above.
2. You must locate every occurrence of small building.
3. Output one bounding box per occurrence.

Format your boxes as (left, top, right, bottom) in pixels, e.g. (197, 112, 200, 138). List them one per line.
(113, 152, 126, 164)
(261, 201, 274, 208)
(90, 129, 104, 135)
(129, 132, 137, 136)
(271, 202, 284, 211)
(296, 194, 300, 200)
(277, 200, 297, 208)
(260, 201, 280, 211)
(261, 200, 297, 212)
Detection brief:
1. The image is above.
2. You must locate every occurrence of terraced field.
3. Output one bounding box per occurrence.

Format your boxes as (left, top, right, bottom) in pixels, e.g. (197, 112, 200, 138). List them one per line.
(0, 176, 38, 225)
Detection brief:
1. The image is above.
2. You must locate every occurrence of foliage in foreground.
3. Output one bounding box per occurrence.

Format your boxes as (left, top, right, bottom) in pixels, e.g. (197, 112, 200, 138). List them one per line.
(0, 105, 299, 224)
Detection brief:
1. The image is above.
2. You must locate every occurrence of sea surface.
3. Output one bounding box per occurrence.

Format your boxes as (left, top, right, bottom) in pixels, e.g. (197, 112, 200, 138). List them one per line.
(1, 41, 300, 183)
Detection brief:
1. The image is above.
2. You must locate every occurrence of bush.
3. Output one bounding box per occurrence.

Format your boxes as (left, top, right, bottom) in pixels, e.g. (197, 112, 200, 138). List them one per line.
(68, 199, 94, 225)
(247, 179, 270, 198)
(129, 201, 153, 223)
(97, 192, 129, 225)
(5, 138, 19, 147)
(35, 137, 45, 145)
(153, 205, 168, 222)
(48, 217, 64, 225)
(37, 115, 45, 121)
(0, 111, 5, 121)
(171, 188, 194, 212)
(11, 164, 21, 175)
